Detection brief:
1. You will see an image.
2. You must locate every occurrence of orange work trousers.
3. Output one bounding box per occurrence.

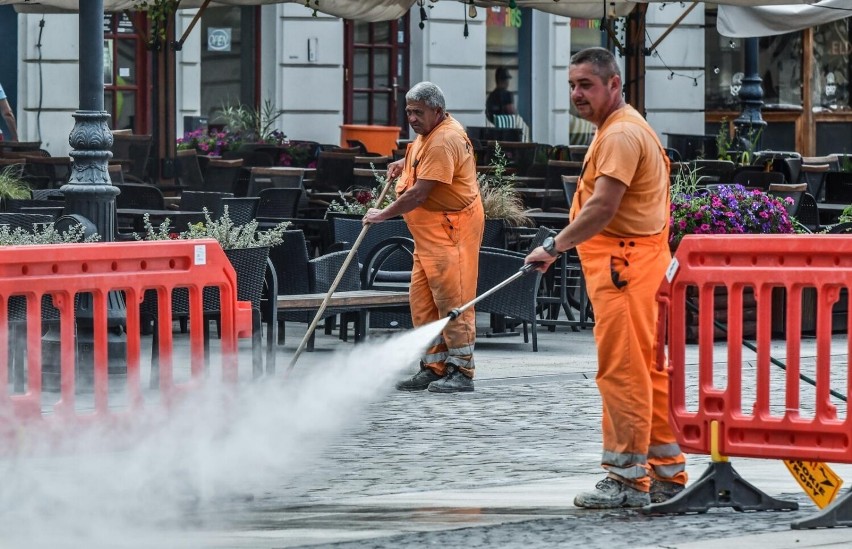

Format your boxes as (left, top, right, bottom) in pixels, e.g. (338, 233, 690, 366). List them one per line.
(403, 197, 484, 377)
(576, 231, 687, 491)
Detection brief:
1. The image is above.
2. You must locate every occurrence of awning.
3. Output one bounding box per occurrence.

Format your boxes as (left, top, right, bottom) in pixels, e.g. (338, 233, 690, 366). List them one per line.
(3, 1, 835, 22)
(717, 0, 851, 38)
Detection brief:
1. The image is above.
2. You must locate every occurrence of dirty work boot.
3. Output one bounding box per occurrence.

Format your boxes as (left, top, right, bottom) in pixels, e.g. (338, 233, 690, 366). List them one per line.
(396, 366, 442, 391)
(650, 479, 685, 504)
(427, 366, 473, 393)
(573, 476, 650, 509)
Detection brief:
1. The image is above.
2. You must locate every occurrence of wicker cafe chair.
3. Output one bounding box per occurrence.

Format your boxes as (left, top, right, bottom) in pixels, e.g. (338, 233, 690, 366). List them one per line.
(219, 197, 259, 226)
(112, 133, 152, 183)
(796, 192, 822, 233)
(256, 187, 302, 221)
(179, 190, 234, 215)
(475, 246, 544, 351)
(263, 229, 363, 349)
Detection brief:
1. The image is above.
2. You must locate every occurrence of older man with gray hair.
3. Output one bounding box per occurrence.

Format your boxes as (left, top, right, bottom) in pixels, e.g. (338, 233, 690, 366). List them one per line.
(363, 81, 484, 393)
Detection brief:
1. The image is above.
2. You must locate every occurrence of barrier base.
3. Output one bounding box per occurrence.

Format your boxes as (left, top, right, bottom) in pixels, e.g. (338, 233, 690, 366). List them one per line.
(792, 489, 852, 529)
(641, 461, 798, 515)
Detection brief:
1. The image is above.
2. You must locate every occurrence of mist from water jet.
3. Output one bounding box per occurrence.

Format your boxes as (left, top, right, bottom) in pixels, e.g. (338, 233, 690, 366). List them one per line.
(0, 317, 450, 548)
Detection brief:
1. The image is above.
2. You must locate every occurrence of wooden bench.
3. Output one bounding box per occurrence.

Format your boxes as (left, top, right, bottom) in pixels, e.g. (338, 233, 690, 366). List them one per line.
(276, 290, 410, 342)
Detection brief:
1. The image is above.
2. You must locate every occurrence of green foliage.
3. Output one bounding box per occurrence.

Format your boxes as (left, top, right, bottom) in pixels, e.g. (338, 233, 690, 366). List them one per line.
(0, 165, 32, 200)
(715, 120, 733, 162)
(132, 0, 178, 49)
(327, 164, 395, 215)
(478, 143, 531, 226)
(839, 155, 852, 174)
(0, 222, 99, 246)
(213, 99, 285, 143)
(671, 163, 709, 197)
(135, 207, 290, 250)
(838, 205, 852, 225)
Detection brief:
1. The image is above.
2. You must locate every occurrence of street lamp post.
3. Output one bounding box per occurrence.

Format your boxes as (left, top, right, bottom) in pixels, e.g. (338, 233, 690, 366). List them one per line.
(44, 0, 127, 389)
(733, 37, 766, 153)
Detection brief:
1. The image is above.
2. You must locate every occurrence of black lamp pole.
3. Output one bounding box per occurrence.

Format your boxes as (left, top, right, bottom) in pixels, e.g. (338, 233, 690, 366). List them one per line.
(62, 0, 118, 231)
(733, 37, 766, 151)
(47, 0, 126, 389)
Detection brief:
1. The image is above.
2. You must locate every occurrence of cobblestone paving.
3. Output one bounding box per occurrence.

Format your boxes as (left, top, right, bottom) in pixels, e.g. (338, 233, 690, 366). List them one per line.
(262, 377, 604, 501)
(187, 372, 828, 548)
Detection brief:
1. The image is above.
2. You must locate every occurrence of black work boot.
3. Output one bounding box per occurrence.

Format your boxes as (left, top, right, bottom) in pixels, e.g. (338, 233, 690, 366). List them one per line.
(650, 479, 685, 503)
(427, 366, 474, 393)
(396, 366, 442, 391)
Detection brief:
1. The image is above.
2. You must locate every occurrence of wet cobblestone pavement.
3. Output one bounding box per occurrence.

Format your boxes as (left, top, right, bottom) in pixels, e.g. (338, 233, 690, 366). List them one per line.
(177, 367, 850, 548)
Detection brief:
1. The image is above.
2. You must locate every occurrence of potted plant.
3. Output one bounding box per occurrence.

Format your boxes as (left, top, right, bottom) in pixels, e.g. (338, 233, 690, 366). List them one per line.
(477, 143, 532, 248)
(136, 208, 290, 361)
(670, 183, 796, 341)
(0, 165, 34, 211)
(670, 183, 796, 250)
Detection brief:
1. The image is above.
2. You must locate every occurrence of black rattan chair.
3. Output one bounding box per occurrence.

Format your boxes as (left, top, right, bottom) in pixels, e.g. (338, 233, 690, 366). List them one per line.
(263, 230, 363, 348)
(256, 187, 302, 221)
(112, 133, 152, 183)
(114, 183, 165, 210)
(179, 190, 234, 215)
(220, 197, 259, 226)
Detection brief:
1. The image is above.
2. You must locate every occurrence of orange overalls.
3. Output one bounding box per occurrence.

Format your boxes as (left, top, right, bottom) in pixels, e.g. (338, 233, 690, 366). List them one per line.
(396, 126, 484, 378)
(571, 118, 687, 492)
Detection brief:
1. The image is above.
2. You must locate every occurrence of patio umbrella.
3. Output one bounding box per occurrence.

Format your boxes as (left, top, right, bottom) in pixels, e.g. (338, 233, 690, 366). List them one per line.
(717, 0, 851, 37)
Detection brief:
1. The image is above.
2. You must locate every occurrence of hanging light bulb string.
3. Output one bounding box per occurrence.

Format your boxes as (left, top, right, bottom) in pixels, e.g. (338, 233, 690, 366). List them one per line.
(645, 30, 703, 87)
(418, 0, 428, 29)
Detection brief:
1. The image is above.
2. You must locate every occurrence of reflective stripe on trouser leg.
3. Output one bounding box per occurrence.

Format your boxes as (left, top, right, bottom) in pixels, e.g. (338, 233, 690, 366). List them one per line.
(446, 343, 475, 377)
(404, 198, 484, 380)
(577, 231, 675, 492)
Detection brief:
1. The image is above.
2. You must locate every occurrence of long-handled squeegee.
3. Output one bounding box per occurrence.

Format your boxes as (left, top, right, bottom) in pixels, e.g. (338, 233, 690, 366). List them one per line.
(447, 261, 542, 320)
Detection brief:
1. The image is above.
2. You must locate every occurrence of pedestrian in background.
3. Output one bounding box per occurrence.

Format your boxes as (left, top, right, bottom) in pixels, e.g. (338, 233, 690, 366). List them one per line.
(485, 67, 516, 123)
(525, 47, 687, 508)
(364, 81, 484, 394)
(0, 82, 19, 142)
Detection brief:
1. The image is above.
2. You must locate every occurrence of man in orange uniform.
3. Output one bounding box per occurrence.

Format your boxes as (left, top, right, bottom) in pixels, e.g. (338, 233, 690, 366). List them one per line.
(364, 81, 484, 393)
(525, 48, 687, 508)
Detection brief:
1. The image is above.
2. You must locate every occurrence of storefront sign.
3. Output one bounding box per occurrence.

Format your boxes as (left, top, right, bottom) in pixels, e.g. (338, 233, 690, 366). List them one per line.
(487, 7, 521, 28)
(207, 28, 232, 52)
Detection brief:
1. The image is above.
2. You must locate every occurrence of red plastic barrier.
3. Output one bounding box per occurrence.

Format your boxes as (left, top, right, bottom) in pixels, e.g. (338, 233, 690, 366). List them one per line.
(0, 239, 253, 452)
(657, 234, 852, 463)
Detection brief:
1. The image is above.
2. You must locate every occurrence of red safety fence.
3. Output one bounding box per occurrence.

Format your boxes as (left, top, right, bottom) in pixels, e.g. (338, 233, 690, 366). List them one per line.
(657, 234, 852, 462)
(0, 239, 253, 454)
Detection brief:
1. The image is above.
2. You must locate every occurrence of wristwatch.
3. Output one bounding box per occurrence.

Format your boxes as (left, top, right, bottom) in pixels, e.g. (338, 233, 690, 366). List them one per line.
(541, 236, 559, 257)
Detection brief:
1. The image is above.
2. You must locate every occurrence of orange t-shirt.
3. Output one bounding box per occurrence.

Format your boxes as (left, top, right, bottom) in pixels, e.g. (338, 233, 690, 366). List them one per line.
(574, 105, 669, 237)
(395, 114, 478, 212)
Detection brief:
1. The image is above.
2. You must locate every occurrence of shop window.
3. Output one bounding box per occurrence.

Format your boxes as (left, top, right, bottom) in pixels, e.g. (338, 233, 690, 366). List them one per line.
(705, 10, 803, 110)
(817, 122, 852, 156)
(485, 7, 520, 114)
(812, 19, 850, 112)
(200, 7, 257, 123)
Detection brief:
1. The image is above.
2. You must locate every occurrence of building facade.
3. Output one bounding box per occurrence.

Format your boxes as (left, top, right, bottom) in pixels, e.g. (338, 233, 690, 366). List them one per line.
(6, 4, 795, 163)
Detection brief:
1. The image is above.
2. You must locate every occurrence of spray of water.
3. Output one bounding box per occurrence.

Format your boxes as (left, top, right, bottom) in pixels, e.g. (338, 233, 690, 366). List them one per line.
(0, 317, 450, 548)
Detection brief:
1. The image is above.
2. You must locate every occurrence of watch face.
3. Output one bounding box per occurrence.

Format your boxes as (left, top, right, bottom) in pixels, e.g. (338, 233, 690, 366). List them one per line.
(543, 236, 556, 255)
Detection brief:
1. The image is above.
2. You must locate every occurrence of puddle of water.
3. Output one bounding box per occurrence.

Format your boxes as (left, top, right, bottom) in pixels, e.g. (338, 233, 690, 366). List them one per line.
(0, 318, 450, 548)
